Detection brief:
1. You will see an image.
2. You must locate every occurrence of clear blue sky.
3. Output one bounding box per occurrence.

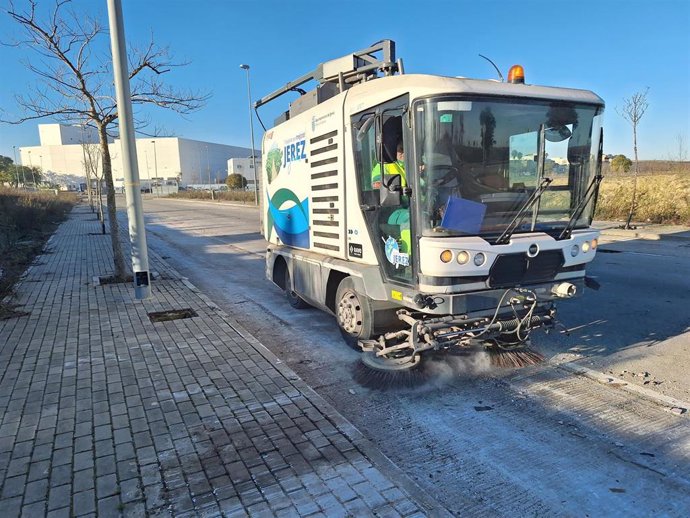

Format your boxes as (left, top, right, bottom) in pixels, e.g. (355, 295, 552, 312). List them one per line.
(1, 0, 689, 162)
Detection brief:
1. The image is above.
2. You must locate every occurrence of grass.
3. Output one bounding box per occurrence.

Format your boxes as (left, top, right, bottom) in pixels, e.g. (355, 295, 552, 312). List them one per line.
(595, 173, 690, 225)
(0, 188, 78, 316)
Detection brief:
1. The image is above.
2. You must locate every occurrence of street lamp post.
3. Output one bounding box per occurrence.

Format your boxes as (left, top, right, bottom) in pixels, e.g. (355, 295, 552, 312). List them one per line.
(206, 145, 214, 200)
(27, 151, 37, 188)
(107, 0, 151, 298)
(12, 146, 24, 190)
(240, 64, 259, 206)
(150, 140, 158, 197)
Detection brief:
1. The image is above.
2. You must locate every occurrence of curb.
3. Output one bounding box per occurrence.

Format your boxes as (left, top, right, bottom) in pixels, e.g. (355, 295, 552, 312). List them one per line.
(599, 229, 690, 242)
(138, 194, 259, 210)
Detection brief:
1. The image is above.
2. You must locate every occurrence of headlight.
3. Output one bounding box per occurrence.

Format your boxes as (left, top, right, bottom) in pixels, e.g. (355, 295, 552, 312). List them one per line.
(457, 251, 470, 265)
(440, 250, 453, 263)
(570, 244, 580, 257)
(591, 238, 598, 250)
(473, 252, 486, 266)
(582, 241, 591, 253)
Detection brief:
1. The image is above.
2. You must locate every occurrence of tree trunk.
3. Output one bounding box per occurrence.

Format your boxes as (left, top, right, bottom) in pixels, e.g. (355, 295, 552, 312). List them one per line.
(98, 124, 127, 279)
(96, 179, 105, 234)
(85, 167, 94, 212)
(625, 125, 639, 229)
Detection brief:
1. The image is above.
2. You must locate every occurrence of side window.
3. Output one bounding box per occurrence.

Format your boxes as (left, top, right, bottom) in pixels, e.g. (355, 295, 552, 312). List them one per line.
(352, 100, 413, 285)
(355, 114, 378, 196)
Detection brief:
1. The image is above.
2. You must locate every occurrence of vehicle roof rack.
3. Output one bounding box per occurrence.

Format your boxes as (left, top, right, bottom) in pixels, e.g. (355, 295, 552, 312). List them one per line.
(255, 40, 403, 122)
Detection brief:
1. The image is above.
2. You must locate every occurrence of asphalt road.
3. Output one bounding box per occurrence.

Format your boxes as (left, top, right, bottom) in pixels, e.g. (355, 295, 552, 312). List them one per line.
(131, 197, 690, 517)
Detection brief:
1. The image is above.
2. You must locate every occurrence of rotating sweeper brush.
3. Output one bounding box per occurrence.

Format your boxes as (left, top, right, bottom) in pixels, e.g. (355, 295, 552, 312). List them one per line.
(353, 291, 552, 389)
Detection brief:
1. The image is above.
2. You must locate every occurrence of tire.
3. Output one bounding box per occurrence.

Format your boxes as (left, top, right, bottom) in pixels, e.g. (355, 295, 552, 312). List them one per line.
(284, 267, 309, 309)
(335, 277, 375, 348)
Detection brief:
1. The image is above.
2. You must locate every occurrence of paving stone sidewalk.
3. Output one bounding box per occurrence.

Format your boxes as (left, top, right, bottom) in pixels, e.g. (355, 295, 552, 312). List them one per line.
(0, 205, 446, 517)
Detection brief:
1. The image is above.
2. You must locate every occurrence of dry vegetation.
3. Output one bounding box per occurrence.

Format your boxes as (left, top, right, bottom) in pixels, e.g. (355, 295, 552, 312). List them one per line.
(596, 168, 690, 225)
(0, 189, 77, 316)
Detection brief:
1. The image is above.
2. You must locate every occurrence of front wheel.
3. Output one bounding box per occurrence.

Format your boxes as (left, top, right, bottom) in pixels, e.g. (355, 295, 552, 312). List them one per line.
(335, 277, 375, 348)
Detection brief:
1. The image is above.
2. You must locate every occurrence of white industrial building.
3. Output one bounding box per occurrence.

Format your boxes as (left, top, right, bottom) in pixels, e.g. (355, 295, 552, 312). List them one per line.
(18, 124, 257, 188)
(227, 156, 262, 189)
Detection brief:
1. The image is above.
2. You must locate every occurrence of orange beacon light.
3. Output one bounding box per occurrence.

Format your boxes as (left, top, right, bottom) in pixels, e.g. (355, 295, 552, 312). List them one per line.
(508, 65, 525, 84)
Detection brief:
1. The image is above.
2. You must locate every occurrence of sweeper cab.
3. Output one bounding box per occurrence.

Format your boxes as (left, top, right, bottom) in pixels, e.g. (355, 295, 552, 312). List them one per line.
(256, 40, 604, 373)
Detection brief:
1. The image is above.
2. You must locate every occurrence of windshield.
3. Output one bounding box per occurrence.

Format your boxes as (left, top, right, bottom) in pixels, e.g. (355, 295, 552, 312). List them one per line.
(413, 96, 603, 239)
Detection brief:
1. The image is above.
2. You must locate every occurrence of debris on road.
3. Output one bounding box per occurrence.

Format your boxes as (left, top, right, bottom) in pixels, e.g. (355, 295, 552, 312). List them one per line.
(669, 407, 687, 416)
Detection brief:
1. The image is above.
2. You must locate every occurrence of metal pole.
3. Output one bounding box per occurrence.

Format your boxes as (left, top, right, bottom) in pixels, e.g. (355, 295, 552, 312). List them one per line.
(206, 145, 210, 186)
(12, 146, 23, 189)
(27, 151, 37, 188)
(240, 64, 259, 205)
(151, 140, 158, 198)
(144, 150, 150, 190)
(206, 145, 214, 200)
(106, 0, 151, 299)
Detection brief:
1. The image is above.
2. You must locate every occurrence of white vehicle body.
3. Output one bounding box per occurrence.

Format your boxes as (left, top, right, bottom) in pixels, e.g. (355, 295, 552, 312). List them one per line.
(257, 42, 604, 364)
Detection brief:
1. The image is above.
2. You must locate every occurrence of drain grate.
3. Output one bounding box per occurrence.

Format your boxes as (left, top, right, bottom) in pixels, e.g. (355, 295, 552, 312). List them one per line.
(148, 308, 198, 323)
(97, 275, 134, 285)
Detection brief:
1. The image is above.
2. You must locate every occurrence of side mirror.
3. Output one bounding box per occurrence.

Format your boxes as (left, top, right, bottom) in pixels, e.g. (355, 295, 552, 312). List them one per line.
(380, 174, 402, 207)
(545, 125, 572, 142)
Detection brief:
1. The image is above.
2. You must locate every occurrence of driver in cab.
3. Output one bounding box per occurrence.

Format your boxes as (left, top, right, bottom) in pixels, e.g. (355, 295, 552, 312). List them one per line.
(370, 140, 411, 256)
(371, 140, 406, 189)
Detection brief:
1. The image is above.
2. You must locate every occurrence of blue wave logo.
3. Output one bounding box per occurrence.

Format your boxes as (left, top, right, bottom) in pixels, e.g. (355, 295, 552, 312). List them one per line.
(266, 188, 310, 248)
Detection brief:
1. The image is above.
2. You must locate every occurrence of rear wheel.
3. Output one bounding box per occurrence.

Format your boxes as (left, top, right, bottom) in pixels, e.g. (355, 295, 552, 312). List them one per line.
(335, 277, 375, 348)
(284, 268, 309, 309)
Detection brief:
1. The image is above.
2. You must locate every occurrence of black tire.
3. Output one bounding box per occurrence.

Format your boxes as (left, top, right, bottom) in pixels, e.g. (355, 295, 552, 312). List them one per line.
(335, 277, 375, 348)
(284, 267, 309, 309)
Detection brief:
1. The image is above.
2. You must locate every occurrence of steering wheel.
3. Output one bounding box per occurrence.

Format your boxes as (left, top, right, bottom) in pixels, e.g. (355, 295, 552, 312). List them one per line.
(430, 165, 461, 187)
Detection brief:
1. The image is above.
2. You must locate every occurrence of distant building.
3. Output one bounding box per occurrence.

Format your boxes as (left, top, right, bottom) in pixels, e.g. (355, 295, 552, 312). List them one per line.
(227, 156, 262, 189)
(18, 124, 257, 188)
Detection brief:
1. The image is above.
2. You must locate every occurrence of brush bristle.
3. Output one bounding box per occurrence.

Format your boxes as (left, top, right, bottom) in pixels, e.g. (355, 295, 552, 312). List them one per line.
(353, 347, 545, 390)
(488, 347, 545, 368)
(352, 360, 431, 390)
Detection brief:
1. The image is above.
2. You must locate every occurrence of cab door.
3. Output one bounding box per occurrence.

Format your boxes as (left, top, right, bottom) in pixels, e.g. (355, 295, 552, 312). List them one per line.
(352, 96, 413, 285)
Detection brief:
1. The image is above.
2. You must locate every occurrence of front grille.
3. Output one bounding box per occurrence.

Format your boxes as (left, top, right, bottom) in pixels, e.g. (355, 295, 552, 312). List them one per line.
(489, 250, 564, 287)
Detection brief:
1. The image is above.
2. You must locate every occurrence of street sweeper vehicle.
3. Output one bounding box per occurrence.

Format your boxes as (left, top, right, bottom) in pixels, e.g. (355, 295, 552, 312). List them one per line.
(256, 40, 604, 374)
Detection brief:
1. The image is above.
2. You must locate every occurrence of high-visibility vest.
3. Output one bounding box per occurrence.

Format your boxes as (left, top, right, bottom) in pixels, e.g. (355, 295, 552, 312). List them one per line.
(371, 161, 406, 188)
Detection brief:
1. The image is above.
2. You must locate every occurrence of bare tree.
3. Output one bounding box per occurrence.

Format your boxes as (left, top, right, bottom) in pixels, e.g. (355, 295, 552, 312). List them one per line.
(616, 88, 649, 230)
(3, 0, 209, 280)
(675, 133, 688, 166)
(82, 141, 105, 233)
(665, 133, 688, 173)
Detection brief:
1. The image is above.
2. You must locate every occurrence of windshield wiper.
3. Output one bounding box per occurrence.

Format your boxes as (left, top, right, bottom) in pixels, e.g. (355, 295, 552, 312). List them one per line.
(494, 177, 553, 245)
(558, 127, 605, 240)
(556, 174, 603, 240)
